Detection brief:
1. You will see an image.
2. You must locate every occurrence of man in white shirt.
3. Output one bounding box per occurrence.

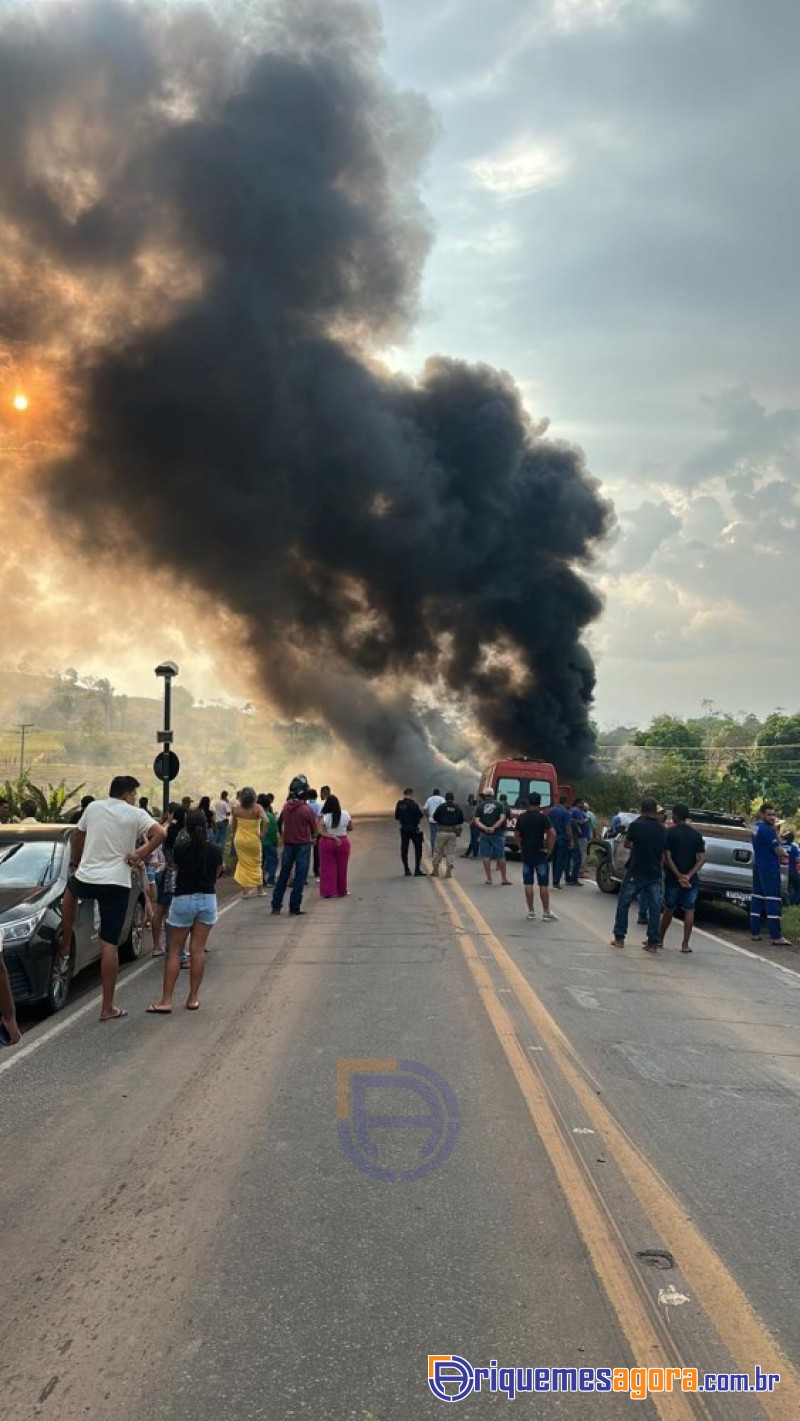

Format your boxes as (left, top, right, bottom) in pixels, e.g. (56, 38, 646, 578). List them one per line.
(305, 789, 324, 878)
(60, 775, 166, 1021)
(212, 790, 232, 855)
(423, 788, 446, 853)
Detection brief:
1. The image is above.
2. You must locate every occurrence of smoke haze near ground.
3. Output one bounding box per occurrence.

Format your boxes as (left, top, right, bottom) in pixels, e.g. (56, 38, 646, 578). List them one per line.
(0, 0, 613, 789)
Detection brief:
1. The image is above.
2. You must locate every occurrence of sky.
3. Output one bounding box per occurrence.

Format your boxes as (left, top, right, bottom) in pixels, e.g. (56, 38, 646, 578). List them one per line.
(0, 0, 798, 739)
(374, 0, 800, 726)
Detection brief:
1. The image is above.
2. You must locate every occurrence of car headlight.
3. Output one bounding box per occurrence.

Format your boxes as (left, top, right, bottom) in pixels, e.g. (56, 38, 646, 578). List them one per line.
(2, 913, 45, 943)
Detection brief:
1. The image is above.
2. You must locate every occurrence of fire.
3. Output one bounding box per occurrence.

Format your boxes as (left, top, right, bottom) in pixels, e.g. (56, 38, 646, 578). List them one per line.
(12, 393, 28, 411)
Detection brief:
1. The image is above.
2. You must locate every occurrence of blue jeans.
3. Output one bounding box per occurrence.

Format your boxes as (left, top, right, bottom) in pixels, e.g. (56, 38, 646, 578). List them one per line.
(429, 823, 437, 852)
(272, 843, 312, 914)
(262, 842, 279, 885)
(552, 839, 569, 886)
(214, 823, 229, 857)
(465, 823, 480, 857)
(566, 844, 583, 883)
(613, 875, 663, 946)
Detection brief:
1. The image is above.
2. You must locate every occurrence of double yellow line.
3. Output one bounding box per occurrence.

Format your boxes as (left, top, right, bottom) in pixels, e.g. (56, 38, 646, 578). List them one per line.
(434, 877, 799, 1420)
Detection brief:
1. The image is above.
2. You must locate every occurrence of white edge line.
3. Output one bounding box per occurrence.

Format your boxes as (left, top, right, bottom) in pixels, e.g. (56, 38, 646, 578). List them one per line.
(692, 925, 800, 982)
(0, 896, 241, 1078)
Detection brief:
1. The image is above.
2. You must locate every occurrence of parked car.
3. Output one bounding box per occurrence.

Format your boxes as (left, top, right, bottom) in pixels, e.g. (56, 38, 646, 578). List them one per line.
(593, 809, 787, 912)
(0, 825, 147, 1014)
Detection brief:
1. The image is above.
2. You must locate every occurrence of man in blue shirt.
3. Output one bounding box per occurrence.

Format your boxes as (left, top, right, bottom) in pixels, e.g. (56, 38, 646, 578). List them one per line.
(750, 805, 791, 943)
(783, 831, 800, 906)
(548, 795, 573, 890)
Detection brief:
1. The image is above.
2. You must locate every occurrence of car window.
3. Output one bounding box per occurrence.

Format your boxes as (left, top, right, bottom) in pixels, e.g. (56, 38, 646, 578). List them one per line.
(0, 840, 60, 887)
(496, 777, 553, 808)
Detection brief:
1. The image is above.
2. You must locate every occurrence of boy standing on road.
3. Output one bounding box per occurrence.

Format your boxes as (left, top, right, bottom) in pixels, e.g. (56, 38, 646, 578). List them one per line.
(659, 804, 706, 953)
(514, 794, 557, 922)
(475, 789, 511, 887)
(60, 776, 166, 1021)
(750, 805, 791, 944)
(610, 799, 666, 952)
(431, 793, 464, 878)
(394, 790, 426, 877)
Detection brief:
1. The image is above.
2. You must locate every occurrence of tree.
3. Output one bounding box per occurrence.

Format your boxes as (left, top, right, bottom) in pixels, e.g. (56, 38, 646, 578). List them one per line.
(633, 716, 703, 750)
(92, 678, 115, 731)
(755, 714, 800, 782)
(647, 752, 713, 808)
(715, 757, 762, 814)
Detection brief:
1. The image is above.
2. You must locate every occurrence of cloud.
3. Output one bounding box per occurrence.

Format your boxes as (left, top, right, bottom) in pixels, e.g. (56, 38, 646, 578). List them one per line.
(681, 386, 800, 486)
(467, 138, 569, 198)
(611, 499, 681, 572)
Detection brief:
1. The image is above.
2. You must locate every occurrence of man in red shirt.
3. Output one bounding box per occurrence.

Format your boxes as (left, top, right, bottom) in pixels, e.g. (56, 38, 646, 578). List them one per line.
(271, 776, 318, 916)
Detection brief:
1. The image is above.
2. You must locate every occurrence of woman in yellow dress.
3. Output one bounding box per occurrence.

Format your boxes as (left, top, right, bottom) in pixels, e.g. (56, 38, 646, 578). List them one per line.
(231, 787, 267, 897)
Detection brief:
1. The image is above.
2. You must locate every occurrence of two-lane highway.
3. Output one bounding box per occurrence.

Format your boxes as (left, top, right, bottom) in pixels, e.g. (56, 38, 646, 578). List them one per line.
(2, 822, 798, 1419)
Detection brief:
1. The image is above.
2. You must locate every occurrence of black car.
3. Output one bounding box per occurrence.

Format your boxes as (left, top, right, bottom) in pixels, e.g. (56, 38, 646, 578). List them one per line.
(0, 825, 147, 1014)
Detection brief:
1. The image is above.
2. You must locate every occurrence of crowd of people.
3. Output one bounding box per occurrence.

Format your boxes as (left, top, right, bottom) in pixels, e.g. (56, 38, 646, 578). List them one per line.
(0, 772, 353, 1035)
(395, 787, 796, 956)
(0, 774, 795, 1046)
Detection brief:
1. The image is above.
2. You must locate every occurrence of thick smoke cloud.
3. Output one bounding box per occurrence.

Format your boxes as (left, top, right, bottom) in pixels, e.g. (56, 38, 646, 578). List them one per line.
(0, 0, 612, 787)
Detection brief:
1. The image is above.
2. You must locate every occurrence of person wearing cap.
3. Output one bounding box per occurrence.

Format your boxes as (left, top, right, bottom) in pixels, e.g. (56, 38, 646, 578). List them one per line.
(271, 776, 318, 916)
(474, 788, 511, 887)
(431, 793, 465, 878)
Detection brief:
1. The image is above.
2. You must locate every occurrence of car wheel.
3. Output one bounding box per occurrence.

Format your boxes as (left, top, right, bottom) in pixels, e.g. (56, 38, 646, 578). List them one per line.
(46, 944, 73, 1015)
(119, 898, 146, 964)
(596, 855, 620, 895)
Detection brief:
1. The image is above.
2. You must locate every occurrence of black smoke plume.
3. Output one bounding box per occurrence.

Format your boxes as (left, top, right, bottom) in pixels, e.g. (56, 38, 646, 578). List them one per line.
(0, 0, 613, 787)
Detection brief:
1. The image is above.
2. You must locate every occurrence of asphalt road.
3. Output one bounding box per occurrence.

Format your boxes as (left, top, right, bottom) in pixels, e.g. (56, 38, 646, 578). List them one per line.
(2, 822, 799, 1420)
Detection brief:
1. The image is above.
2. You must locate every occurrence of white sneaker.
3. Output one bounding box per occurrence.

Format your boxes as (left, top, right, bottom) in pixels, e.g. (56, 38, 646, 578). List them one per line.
(543, 912, 558, 921)
(527, 911, 536, 920)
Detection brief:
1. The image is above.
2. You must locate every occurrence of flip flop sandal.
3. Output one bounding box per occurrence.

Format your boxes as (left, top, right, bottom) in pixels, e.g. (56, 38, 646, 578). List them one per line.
(680, 946, 693, 953)
(146, 1004, 172, 1015)
(100, 1007, 128, 1021)
(185, 1002, 201, 1011)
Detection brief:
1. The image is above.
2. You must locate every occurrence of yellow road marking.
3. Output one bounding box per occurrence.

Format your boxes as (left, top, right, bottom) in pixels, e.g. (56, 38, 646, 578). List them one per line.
(435, 885, 696, 1420)
(448, 878, 800, 1419)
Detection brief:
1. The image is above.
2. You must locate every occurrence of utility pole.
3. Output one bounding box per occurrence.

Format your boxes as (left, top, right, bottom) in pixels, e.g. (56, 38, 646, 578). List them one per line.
(700, 698, 715, 775)
(18, 723, 35, 779)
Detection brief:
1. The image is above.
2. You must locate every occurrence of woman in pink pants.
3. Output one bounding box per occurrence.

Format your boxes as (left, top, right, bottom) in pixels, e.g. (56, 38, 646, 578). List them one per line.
(318, 795, 353, 898)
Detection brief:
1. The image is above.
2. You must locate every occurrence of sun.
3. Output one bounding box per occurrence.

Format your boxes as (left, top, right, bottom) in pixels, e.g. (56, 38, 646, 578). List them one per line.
(12, 393, 29, 411)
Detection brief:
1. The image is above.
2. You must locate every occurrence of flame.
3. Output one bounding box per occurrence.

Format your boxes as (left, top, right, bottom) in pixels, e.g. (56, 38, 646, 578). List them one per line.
(13, 393, 29, 411)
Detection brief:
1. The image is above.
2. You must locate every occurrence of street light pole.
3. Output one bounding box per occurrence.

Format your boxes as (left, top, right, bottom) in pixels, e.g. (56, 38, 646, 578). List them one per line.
(18, 722, 35, 780)
(154, 662, 179, 817)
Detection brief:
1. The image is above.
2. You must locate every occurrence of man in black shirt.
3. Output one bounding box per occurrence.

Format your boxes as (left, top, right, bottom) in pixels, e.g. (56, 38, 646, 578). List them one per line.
(432, 793, 465, 878)
(514, 794, 557, 922)
(394, 789, 426, 877)
(658, 803, 706, 952)
(611, 798, 667, 951)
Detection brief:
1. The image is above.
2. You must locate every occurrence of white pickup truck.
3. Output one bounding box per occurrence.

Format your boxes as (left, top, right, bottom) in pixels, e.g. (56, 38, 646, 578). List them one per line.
(594, 810, 788, 913)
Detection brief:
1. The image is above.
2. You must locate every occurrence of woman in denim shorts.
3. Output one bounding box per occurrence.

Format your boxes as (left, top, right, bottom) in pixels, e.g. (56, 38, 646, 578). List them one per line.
(147, 811, 223, 1014)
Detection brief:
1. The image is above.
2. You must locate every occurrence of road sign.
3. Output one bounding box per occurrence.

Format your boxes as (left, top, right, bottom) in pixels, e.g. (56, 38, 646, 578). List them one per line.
(153, 751, 180, 781)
